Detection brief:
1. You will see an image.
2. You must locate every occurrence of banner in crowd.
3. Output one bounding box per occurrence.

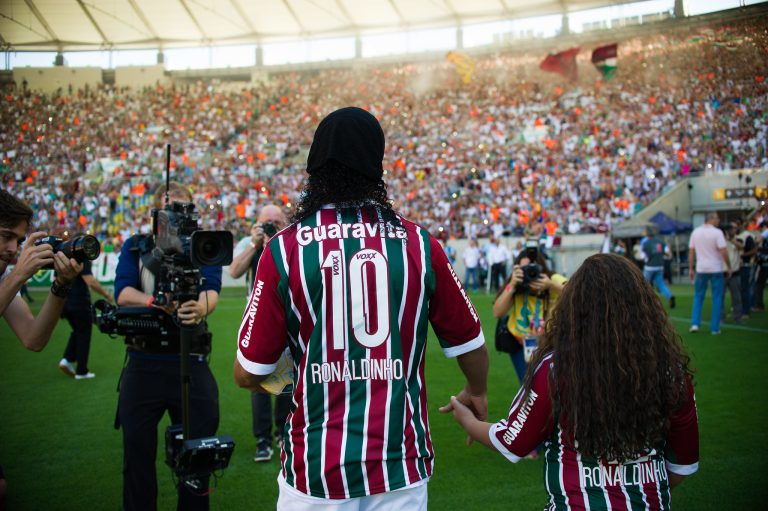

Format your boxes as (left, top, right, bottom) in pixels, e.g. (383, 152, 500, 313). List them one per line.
(539, 48, 580, 82)
(446, 51, 476, 84)
(591, 43, 618, 80)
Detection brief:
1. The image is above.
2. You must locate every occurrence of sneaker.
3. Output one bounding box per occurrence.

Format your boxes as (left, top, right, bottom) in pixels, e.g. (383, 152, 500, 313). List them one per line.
(669, 296, 676, 309)
(689, 325, 699, 333)
(58, 358, 75, 377)
(74, 372, 96, 380)
(711, 330, 721, 335)
(254, 443, 273, 462)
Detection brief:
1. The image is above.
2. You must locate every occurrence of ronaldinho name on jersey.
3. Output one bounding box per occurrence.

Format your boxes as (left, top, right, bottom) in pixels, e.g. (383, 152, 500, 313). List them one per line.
(309, 358, 405, 384)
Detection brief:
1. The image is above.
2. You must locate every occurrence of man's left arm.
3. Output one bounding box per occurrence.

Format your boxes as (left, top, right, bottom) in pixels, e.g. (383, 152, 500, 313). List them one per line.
(428, 235, 489, 420)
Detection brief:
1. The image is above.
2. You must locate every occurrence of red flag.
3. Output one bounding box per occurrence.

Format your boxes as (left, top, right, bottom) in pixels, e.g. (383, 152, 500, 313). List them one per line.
(591, 43, 618, 64)
(540, 48, 580, 82)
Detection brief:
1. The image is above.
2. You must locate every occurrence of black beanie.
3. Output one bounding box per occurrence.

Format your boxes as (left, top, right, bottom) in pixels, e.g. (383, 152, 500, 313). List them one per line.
(306, 107, 385, 181)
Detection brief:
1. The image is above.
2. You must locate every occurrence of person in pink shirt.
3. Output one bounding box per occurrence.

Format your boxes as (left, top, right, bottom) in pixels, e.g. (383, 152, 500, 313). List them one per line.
(688, 212, 732, 334)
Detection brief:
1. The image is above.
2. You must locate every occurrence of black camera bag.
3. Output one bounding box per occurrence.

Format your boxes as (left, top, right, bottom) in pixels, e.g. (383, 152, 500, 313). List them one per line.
(495, 315, 520, 354)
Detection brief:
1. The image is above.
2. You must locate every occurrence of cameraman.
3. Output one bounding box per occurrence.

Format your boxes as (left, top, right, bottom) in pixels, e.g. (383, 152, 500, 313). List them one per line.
(229, 205, 290, 462)
(492, 246, 566, 385)
(113, 183, 222, 511)
(0, 189, 82, 350)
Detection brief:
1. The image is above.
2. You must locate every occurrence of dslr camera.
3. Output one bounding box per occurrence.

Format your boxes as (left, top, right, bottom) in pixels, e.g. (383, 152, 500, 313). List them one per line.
(34, 234, 101, 269)
(519, 239, 543, 292)
(260, 222, 278, 237)
(519, 263, 543, 291)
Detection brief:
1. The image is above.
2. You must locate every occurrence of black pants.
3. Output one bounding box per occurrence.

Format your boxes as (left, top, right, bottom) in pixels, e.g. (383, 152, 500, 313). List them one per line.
(62, 301, 92, 375)
(252, 392, 291, 443)
(490, 263, 507, 292)
(755, 265, 768, 309)
(118, 354, 219, 511)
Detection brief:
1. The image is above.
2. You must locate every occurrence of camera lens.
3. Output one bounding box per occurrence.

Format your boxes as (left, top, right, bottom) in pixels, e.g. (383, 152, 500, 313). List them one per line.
(64, 234, 101, 262)
(190, 231, 233, 267)
(78, 235, 102, 260)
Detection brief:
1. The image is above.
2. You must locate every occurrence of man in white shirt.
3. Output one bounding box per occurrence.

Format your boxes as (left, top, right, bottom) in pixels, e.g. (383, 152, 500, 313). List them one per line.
(487, 237, 511, 292)
(462, 239, 482, 292)
(688, 212, 731, 334)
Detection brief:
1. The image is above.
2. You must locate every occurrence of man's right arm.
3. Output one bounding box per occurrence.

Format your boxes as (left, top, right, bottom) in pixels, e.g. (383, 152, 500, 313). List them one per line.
(0, 270, 27, 317)
(228, 241, 257, 279)
(3, 251, 82, 351)
(0, 232, 54, 316)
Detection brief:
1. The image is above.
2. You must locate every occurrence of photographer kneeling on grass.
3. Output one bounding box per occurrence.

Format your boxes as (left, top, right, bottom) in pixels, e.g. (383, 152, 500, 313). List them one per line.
(442, 254, 699, 510)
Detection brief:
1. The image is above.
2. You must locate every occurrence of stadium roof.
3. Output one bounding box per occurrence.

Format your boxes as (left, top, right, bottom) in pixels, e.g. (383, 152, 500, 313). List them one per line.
(2, 0, 651, 52)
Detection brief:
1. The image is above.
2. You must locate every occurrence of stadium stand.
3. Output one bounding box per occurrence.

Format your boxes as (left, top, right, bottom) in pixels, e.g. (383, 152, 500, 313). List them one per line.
(1, 14, 766, 249)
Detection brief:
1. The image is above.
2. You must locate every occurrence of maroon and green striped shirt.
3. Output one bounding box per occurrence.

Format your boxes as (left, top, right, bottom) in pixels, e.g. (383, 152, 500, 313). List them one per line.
(237, 204, 485, 499)
(489, 353, 699, 510)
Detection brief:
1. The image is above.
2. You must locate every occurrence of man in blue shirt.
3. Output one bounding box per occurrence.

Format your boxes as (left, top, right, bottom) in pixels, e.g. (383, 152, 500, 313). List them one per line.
(642, 227, 676, 309)
(113, 183, 222, 511)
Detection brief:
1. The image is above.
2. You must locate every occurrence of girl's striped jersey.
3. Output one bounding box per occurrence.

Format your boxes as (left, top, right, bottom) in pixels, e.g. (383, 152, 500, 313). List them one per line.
(489, 353, 699, 511)
(237, 205, 485, 499)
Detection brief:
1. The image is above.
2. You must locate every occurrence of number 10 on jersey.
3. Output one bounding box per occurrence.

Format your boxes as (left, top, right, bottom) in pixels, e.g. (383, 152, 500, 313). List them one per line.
(321, 248, 391, 351)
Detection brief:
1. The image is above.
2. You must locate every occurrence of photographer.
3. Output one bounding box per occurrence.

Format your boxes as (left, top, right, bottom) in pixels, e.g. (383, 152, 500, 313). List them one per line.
(229, 205, 291, 462)
(113, 183, 222, 511)
(492, 244, 566, 386)
(0, 190, 82, 351)
(58, 242, 114, 380)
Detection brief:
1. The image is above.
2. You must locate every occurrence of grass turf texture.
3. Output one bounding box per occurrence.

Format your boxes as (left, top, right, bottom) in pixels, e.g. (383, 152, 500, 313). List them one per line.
(1, 285, 766, 510)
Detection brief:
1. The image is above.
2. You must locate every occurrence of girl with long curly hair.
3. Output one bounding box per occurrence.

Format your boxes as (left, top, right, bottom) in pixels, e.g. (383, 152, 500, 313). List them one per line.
(442, 253, 699, 510)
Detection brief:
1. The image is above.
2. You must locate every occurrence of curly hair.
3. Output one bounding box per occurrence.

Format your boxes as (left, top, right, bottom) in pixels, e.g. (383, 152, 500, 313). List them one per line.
(522, 253, 692, 463)
(291, 161, 398, 224)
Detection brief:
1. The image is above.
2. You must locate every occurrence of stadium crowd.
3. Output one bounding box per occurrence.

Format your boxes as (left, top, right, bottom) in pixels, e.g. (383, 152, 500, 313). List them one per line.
(1, 17, 767, 245)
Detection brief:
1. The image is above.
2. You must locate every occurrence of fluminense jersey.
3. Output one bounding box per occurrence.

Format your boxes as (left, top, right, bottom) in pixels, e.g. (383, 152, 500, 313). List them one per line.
(489, 353, 699, 511)
(237, 204, 485, 499)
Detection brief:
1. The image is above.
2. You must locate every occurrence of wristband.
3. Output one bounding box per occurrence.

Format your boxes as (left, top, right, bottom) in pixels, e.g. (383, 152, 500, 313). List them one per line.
(50, 279, 71, 298)
(146, 295, 154, 307)
(505, 284, 512, 293)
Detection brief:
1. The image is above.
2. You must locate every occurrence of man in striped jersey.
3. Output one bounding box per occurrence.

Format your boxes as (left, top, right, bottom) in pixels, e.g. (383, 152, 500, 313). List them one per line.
(234, 107, 489, 510)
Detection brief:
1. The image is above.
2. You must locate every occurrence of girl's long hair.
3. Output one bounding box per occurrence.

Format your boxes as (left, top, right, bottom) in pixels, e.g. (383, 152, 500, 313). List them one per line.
(522, 253, 692, 462)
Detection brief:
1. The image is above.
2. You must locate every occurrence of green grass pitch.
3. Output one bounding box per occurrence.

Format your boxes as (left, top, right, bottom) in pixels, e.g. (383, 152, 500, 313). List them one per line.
(1, 285, 766, 509)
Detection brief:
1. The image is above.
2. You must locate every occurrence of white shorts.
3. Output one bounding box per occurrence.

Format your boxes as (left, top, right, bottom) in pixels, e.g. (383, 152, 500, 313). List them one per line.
(276, 472, 428, 511)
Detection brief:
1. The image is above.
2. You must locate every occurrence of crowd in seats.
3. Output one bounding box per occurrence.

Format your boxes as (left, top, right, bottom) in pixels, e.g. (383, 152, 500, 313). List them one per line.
(2, 17, 767, 246)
